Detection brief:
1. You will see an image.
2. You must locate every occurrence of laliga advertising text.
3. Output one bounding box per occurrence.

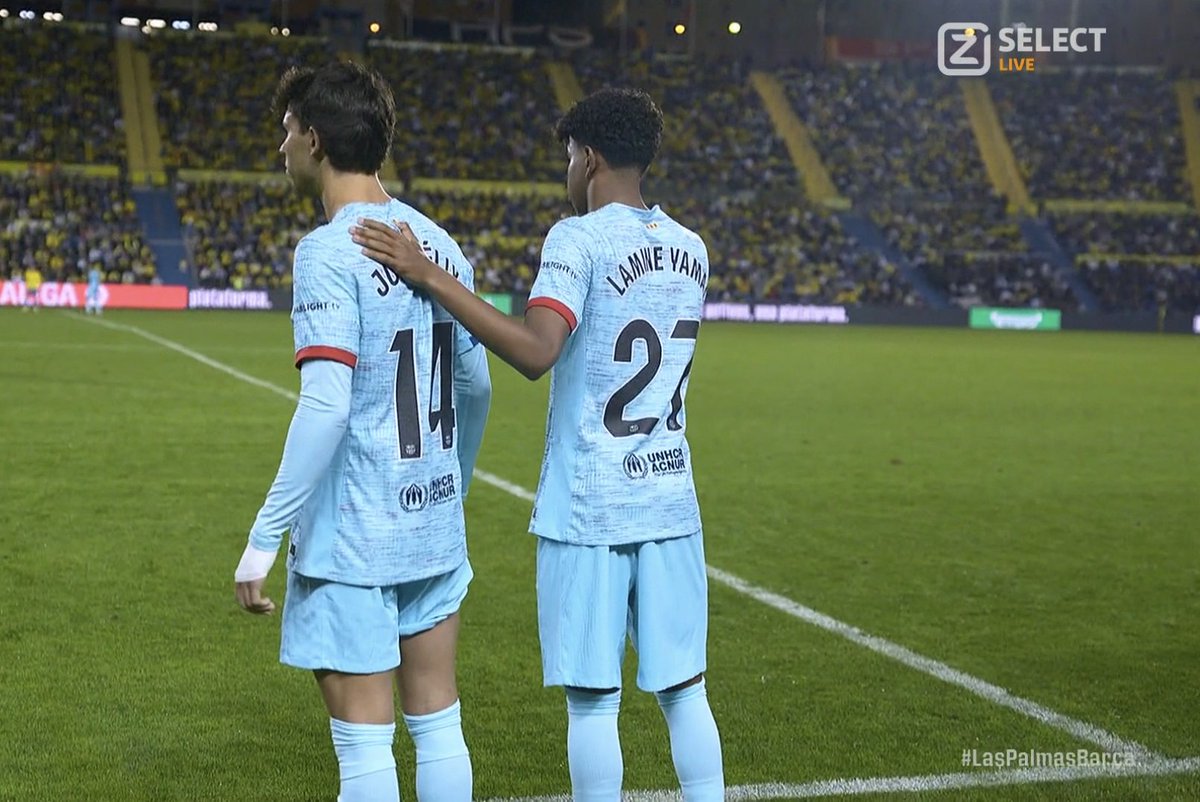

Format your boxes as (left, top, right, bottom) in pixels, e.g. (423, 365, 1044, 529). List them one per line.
(938, 23, 1106, 76)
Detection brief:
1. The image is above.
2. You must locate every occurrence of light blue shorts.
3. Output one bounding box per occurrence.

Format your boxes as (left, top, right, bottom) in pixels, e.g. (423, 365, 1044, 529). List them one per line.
(280, 558, 472, 674)
(536, 532, 708, 692)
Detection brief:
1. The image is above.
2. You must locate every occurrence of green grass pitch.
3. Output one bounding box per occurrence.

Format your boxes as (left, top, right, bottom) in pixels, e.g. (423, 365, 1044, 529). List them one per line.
(1, 309, 1197, 801)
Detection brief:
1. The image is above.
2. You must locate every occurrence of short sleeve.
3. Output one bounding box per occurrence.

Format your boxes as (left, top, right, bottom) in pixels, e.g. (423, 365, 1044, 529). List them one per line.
(451, 243, 479, 356)
(291, 237, 360, 369)
(527, 218, 591, 333)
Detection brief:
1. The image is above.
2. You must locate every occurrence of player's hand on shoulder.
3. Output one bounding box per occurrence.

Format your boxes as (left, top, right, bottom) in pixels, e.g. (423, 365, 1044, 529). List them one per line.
(234, 543, 278, 615)
(351, 219, 439, 289)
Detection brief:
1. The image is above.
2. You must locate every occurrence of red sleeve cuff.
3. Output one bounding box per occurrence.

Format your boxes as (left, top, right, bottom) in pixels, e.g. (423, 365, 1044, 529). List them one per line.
(295, 345, 358, 369)
(527, 296, 578, 332)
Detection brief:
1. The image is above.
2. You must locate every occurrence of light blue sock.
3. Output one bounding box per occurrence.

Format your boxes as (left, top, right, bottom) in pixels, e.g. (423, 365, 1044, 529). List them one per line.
(655, 680, 724, 802)
(404, 699, 472, 802)
(565, 689, 623, 802)
(329, 718, 398, 802)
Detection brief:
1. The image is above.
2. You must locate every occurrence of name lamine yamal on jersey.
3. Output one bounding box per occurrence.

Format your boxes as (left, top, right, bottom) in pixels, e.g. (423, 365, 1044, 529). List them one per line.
(605, 245, 707, 296)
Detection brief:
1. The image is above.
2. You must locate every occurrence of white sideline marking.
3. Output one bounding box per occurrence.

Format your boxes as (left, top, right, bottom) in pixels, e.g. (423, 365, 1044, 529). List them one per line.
(485, 757, 1200, 801)
(3, 339, 161, 352)
(704, 566, 1160, 760)
(474, 469, 536, 502)
(3, 338, 288, 354)
(73, 314, 299, 402)
(72, 314, 1175, 775)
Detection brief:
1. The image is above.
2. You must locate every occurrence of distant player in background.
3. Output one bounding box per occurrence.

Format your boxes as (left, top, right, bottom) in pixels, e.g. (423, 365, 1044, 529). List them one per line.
(85, 266, 102, 315)
(23, 266, 42, 312)
(352, 88, 724, 802)
(233, 61, 491, 802)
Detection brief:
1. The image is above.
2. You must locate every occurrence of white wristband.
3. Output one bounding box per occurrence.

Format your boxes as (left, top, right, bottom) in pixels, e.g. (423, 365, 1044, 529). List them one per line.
(234, 543, 279, 582)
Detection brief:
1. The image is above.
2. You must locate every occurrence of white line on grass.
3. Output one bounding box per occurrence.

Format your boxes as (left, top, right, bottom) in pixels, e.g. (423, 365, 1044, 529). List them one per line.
(72, 314, 1175, 774)
(485, 757, 1200, 801)
(2, 339, 162, 352)
(4, 339, 290, 355)
(704, 566, 1161, 760)
(73, 314, 298, 402)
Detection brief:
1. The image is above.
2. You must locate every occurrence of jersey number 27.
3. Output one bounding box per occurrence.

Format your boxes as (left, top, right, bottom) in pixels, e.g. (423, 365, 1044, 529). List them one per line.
(604, 318, 698, 437)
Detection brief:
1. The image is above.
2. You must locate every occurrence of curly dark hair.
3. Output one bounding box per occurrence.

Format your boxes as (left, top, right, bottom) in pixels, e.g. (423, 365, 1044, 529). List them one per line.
(554, 87, 663, 173)
(272, 61, 395, 174)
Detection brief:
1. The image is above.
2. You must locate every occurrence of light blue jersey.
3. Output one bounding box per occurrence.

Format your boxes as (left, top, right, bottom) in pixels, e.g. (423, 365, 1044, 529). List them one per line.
(86, 267, 101, 292)
(527, 203, 709, 547)
(283, 199, 477, 586)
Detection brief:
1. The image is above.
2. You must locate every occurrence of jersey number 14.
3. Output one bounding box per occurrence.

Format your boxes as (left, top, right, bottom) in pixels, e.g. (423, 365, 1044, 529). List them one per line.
(391, 322, 455, 459)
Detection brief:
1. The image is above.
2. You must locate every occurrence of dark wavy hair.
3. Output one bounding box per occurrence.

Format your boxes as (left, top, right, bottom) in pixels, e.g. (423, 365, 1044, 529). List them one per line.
(272, 61, 395, 174)
(554, 88, 664, 173)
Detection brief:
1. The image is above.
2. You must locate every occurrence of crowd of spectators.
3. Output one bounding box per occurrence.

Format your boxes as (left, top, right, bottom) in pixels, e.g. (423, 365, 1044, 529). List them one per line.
(778, 63, 996, 204)
(873, 199, 1026, 261)
(0, 171, 156, 283)
(1079, 259, 1200, 314)
(920, 252, 1078, 310)
(0, 23, 124, 164)
(177, 179, 320, 288)
(1050, 212, 1200, 257)
(573, 51, 796, 195)
(990, 72, 1187, 202)
(370, 45, 562, 182)
(675, 196, 918, 306)
(148, 33, 331, 171)
(4, 26, 1196, 315)
(171, 182, 914, 308)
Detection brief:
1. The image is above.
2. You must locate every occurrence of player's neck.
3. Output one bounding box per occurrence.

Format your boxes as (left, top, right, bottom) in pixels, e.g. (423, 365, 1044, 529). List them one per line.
(320, 172, 392, 221)
(587, 178, 647, 214)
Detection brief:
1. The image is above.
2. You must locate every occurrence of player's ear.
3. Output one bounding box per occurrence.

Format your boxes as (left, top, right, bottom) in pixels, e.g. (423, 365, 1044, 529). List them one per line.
(307, 126, 324, 161)
(583, 146, 600, 180)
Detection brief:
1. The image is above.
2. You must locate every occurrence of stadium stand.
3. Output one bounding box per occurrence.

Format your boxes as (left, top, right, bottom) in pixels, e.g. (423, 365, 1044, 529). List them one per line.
(147, 33, 331, 171)
(921, 252, 1079, 311)
(573, 52, 796, 194)
(0, 170, 156, 283)
(369, 45, 562, 182)
(682, 196, 919, 306)
(1049, 211, 1200, 314)
(1, 16, 1196, 319)
(176, 178, 320, 288)
(867, 200, 1084, 308)
(990, 73, 1189, 202)
(874, 200, 1026, 259)
(0, 23, 124, 164)
(777, 63, 997, 204)
(1050, 212, 1200, 257)
(1079, 259, 1200, 314)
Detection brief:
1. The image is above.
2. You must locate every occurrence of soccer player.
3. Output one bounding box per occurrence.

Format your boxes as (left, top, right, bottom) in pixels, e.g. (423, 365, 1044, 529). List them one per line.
(351, 88, 724, 802)
(23, 266, 42, 312)
(233, 61, 491, 802)
(85, 265, 102, 315)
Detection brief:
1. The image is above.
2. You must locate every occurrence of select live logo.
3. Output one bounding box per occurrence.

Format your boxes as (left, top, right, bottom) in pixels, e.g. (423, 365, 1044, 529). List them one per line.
(938, 23, 1105, 76)
(999, 56, 1036, 72)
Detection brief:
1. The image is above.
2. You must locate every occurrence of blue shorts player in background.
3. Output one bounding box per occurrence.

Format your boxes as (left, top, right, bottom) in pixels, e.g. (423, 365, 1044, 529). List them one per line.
(233, 61, 491, 802)
(84, 266, 102, 315)
(351, 88, 723, 802)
